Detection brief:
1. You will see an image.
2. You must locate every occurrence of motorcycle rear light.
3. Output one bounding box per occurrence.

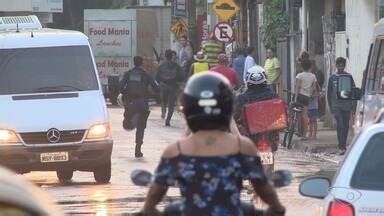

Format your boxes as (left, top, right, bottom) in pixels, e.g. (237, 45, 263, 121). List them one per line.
(327, 200, 354, 216)
(256, 136, 270, 152)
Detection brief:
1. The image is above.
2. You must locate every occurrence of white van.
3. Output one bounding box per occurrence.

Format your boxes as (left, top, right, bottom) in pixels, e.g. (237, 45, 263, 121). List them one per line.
(352, 18, 384, 132)
(0, 16, 113, 183)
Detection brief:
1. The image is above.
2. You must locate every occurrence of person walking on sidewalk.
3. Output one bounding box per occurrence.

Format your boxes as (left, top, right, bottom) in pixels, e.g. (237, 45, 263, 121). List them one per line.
(307, 95, 319, 140)
(243, 46, 256, 82)
(202, 33, 222, 68)
(232, 48, 246, 86)
(264, 49, 281, 95)
(156, 50, 184, 127)
(211, 54, 240, 89)
(178, 35, 193, 72)
(327, 57, 356, 155)
(189, 51, 209, 76)
(120, 56, 160, 158)
(294, 59, 318, 141)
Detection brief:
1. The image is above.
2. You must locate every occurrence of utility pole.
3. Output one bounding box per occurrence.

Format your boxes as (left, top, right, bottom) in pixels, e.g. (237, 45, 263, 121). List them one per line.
(301, 0, 308, 51)
(240, 0, 248, 48)
(188, 0, 197, 51)
(248, 1, 258, 62)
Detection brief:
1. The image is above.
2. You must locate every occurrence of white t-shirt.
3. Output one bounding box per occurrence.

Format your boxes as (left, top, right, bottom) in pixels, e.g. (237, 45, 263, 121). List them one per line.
(243, 55, 256, 81)
(296, 71, 317, 97)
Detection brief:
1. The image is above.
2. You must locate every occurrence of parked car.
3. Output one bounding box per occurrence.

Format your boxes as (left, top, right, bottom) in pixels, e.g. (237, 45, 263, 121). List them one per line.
(299, 119, 384, 215)
(0, 16, 113, 184)
(0, 166, 63, 215)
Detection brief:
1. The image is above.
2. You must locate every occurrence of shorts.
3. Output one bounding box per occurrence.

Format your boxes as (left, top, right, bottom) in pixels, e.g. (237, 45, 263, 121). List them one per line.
(297, 94, 310, 106)
(308, 109, 318, 119)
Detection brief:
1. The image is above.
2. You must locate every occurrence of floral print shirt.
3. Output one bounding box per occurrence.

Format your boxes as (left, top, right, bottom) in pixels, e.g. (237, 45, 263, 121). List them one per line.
(154, 154, 266, 216)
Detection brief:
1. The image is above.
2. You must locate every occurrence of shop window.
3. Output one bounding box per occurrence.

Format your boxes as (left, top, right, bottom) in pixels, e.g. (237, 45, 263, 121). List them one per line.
(378, 0, 384, 19)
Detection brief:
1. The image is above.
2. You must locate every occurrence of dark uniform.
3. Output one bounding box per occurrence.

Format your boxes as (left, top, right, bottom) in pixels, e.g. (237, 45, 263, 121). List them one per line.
(120, 66, 159, 157)
(156, 60, 184, 126)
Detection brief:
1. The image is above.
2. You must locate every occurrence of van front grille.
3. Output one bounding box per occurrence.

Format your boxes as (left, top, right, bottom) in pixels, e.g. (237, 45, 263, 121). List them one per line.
(20, 130, 86, 144)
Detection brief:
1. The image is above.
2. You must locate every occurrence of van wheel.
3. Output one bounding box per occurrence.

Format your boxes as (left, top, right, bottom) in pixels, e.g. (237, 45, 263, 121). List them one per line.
(93, 159, 111, 184)
(57, 169, 73, 183)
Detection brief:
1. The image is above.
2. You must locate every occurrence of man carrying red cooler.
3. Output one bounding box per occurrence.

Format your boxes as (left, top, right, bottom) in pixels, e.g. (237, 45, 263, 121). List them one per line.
(234, 66, 277, 126)
(234, 66, 287, 176)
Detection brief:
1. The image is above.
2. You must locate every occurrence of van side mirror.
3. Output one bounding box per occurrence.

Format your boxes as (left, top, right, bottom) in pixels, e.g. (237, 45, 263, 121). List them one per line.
(337, 75, 362, 100)
(351, 88, 362, 100)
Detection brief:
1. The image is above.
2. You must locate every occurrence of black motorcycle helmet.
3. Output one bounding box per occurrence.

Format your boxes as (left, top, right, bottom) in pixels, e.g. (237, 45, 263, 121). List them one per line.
(183, 72, 233, 133)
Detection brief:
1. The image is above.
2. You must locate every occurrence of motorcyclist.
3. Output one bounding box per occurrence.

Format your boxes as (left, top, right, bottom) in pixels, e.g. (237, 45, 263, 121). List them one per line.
(141, 72, 285, 215)
(234, 65, 278, 134)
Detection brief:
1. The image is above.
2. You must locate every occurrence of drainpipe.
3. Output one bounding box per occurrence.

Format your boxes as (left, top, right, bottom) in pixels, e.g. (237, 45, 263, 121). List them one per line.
(286, 0, 291, 102)
(188, 0, 197, 51)
(301, 0, 308, 51)
(289, 1, 296, 95)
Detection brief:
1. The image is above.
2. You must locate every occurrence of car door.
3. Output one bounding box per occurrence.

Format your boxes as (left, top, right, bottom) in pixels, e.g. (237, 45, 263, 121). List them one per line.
(348, 131, 384, 214)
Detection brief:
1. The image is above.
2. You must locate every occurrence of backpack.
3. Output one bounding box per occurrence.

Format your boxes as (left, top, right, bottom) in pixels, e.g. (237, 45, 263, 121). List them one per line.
(121, 70, 146, 98)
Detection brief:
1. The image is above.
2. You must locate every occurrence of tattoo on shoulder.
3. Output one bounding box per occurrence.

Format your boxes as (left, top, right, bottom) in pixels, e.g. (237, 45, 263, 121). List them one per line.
(205, 136, 216, 146)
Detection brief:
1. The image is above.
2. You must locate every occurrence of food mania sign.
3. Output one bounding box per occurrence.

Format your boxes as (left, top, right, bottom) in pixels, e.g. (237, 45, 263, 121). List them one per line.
(86, 21, 134, 83)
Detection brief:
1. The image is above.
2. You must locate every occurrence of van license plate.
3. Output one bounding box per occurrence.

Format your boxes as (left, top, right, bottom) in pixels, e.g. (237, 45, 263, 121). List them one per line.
(259, 152, 274, 165)
(40, 152, 68, 163)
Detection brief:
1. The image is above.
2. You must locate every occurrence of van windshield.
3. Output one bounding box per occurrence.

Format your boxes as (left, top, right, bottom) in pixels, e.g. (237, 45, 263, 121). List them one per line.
(0, 46, 99, 95)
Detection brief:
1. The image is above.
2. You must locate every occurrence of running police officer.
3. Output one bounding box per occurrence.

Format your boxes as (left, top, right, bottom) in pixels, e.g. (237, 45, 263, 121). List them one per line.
(120, 56, 159, 158)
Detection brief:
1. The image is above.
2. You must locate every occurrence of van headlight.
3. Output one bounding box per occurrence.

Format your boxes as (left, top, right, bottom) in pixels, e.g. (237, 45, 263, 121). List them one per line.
(86, 124, 111, 140)
(0, 130, 21, 144)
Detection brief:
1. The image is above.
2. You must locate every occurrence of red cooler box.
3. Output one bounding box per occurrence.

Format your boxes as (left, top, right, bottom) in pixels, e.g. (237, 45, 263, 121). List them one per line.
(244, 98, 287, 135)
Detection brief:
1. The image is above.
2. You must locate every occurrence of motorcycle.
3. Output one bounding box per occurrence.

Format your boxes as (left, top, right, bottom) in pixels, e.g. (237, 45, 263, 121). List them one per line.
(249, 132, 280, 177)
(130, 169, 292, 216)
(238, 98, 287, 177)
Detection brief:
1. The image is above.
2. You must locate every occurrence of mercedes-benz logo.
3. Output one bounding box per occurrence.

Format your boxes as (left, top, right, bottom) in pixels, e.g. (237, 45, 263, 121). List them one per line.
(47, 128, 61, 143)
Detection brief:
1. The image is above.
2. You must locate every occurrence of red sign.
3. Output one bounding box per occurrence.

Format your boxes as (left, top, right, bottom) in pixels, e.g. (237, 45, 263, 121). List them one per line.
(214, 22, 234, 43)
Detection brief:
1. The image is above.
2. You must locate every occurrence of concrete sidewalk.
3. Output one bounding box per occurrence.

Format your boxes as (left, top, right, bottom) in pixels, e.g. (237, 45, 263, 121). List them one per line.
(287, 121, 354, 163)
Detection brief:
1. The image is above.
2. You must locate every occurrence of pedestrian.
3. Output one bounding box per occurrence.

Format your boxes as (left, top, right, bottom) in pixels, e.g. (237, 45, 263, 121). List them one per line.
(296, 50, 310, 75)
(202, 33, 223, 68)
(264, 49, 281, 95)
(307, 95, 319, 140)
(294, 59, 318, 141)
(120, 56, 160, 158)
(232, 48, 246, 86)
(171, 50, 178, 63)
(156, 49, 184, 127)
(295, 50, 310, 137)
(310, 60, 326, 117)
(189, 51, 209, 76)
(178, 35, 193, 75)
(211, 53, 240, 89)
(327, 57, 356, 155)
(141, 72, 285, 215)
(243, 46, 256, 82)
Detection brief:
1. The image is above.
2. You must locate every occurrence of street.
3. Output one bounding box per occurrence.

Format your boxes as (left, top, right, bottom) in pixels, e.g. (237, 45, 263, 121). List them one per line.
(24, 106, 337, 215)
